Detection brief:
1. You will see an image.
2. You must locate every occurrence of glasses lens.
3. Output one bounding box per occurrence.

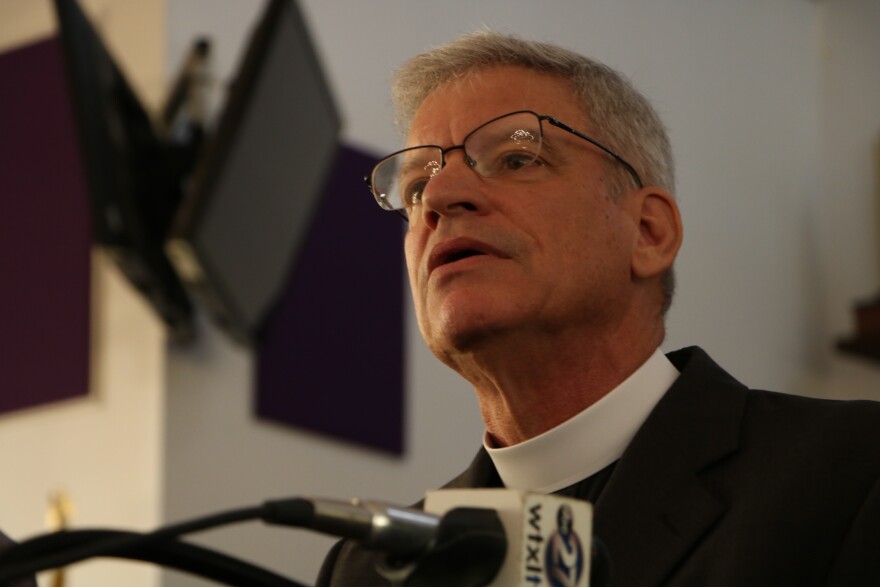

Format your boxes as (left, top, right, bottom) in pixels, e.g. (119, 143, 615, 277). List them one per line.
(372, 146, 443, 212)
(465, 112, 542, 178)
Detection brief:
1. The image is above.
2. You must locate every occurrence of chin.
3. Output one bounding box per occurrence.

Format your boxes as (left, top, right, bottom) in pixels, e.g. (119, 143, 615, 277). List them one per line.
(427, 307, 509, 358)
(419, 286, 525, 353)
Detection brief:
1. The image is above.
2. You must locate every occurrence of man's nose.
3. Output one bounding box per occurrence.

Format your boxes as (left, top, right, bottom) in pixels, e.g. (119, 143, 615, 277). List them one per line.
(417, 153, 489, 228)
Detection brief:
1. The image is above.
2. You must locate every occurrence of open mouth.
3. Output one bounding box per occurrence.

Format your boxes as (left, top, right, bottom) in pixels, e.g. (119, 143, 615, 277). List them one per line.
(428, 239, 501, 275)
(443, 249, 485, 265)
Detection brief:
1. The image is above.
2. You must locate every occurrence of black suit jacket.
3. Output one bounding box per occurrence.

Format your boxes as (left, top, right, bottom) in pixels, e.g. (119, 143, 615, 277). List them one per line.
(318, 347, 880, 586)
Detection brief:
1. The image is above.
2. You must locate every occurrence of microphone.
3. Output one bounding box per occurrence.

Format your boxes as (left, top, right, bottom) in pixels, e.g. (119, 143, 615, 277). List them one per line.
(424, 489, 608, 587)
(264, 491, 609, 587)
(263, 496, 509, 586)
(262, 497, 441, 559)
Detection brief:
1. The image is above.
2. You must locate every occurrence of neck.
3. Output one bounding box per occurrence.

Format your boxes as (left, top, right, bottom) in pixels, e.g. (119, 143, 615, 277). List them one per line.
(452, 318, 664, 447)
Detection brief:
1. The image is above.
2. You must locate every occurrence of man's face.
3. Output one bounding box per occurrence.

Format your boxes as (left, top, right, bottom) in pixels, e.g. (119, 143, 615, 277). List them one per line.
(404, 66, 640, 367)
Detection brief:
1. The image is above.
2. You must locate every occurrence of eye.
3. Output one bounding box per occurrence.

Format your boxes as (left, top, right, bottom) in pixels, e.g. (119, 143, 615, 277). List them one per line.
(402, 177, 428, 210)
(499, 151, 541, 171)
(398, 158, 440, 211)
(480, 150, 541, 176)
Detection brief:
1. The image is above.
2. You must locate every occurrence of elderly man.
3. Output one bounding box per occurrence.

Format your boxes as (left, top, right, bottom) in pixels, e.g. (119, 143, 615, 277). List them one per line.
(319, 32, 880, 586)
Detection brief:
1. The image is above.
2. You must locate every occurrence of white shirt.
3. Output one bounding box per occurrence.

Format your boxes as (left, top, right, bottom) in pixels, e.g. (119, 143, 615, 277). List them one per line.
(484, 348, 679, 493)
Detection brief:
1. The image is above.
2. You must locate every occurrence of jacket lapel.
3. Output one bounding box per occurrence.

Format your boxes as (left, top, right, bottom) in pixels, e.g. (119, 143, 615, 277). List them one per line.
(594, 347, 748, 586)
(442, 447, 503, 489)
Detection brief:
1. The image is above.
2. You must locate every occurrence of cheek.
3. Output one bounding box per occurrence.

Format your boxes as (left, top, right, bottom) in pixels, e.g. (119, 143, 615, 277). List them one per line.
(402, 237, 430, 333)
(403, 233, 421, 284)
(550, 206, 631, 284)
(403, 231, 430, 324)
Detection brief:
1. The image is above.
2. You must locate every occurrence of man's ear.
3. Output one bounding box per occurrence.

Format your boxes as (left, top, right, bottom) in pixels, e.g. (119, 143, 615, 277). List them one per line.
(628, 188, 682, 280)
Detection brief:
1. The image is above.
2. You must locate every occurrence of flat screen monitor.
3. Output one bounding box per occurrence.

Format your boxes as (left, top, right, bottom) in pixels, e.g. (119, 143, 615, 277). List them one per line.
(53, 0, 195, 341)
(167, 0, 341, 346)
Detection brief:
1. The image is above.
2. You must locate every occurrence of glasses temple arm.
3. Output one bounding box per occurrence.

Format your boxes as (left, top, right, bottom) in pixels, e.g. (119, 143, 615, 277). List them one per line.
(542, 116, 644, 189)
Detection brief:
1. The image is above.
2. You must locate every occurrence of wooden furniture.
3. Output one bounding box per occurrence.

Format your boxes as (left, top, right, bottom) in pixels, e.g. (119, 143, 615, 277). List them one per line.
(838, 296, 880, 361)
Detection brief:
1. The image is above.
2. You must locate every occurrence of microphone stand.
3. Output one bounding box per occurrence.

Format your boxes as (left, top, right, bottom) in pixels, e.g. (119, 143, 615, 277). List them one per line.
(0, 504, 305, 586)
(0, 529, 302, 586)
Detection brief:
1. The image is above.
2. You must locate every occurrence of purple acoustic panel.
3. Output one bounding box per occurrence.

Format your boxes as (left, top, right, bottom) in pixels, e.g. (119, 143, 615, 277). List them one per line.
(0, 37, 91, 414)
(257, 144, 406, 454)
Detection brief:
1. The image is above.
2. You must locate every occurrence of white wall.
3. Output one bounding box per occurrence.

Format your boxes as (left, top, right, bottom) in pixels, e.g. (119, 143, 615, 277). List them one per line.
(161, 1, 880, 586)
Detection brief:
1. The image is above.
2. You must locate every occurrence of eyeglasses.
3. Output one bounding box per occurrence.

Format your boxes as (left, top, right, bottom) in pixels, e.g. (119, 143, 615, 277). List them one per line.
(365, 110, 643, 219)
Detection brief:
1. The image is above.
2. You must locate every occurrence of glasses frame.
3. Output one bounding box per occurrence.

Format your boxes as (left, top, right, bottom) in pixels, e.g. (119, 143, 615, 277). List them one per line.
(365, 110, 644, 219)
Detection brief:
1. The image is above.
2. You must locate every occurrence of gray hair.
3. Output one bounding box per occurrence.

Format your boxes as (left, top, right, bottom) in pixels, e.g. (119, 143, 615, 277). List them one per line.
(391, 30, 677, 313)
(392, 30, 675, 193)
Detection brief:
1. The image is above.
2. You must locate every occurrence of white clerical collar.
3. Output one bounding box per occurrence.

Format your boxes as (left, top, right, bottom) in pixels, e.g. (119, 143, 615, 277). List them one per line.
(484, 348, 679, 494)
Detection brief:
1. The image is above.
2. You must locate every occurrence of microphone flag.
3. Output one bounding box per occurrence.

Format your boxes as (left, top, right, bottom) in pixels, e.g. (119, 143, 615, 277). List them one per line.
(425, 490, 592, 587)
